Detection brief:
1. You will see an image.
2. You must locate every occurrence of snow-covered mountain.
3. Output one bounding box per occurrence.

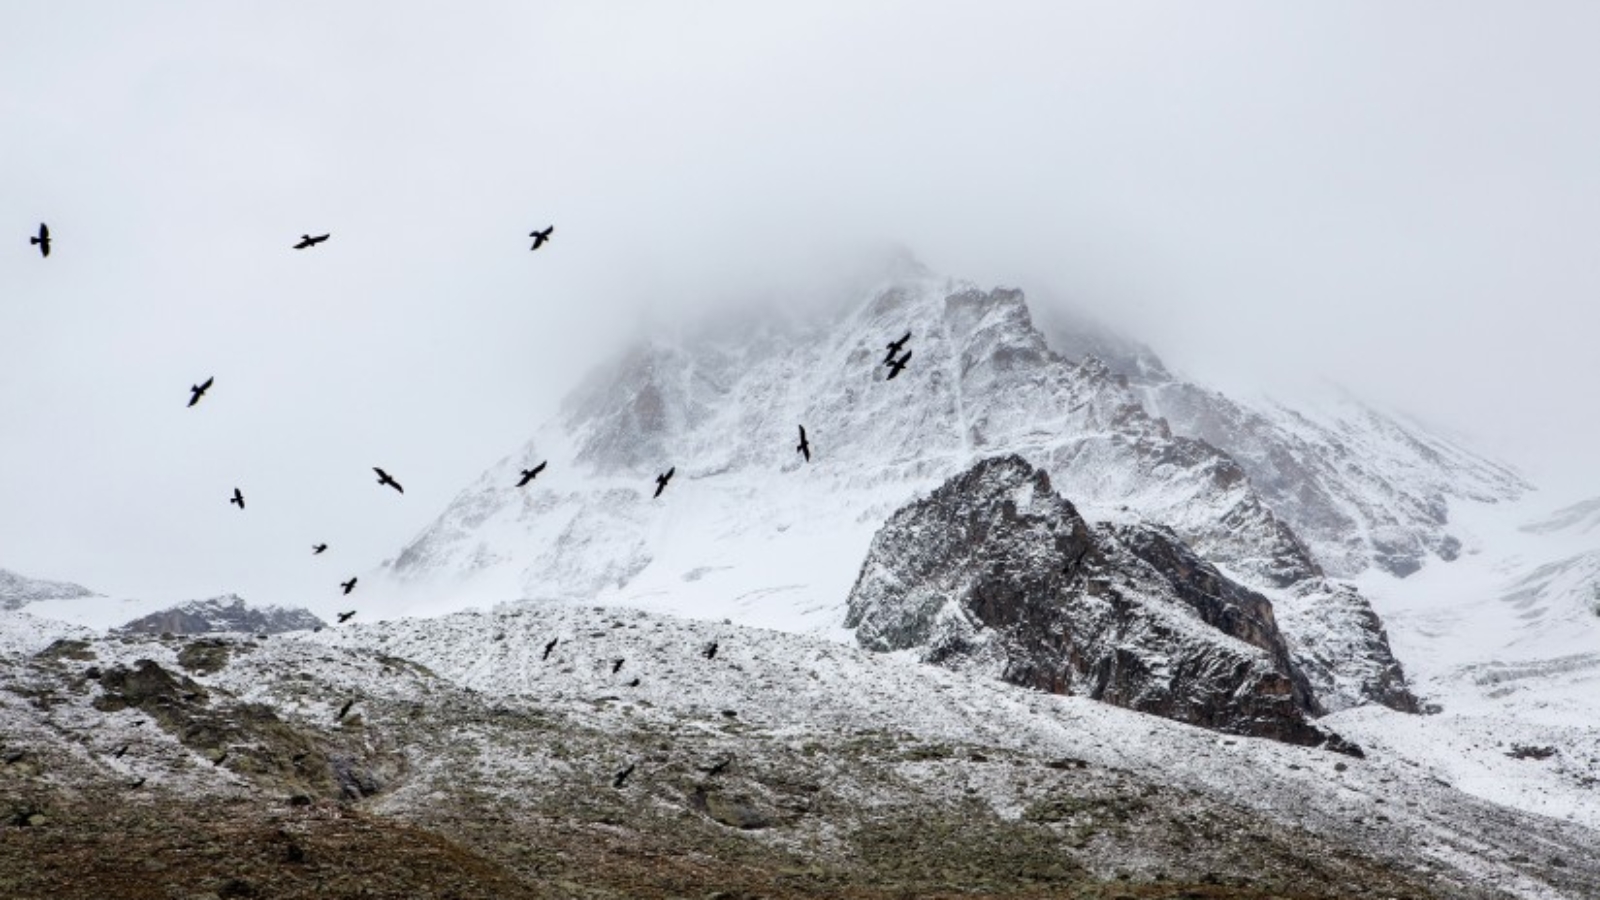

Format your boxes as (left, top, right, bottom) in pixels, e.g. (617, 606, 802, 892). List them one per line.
(0, 567, 95, 611)
(112, 594, 327, 636)
(384, 268, 1509, 717)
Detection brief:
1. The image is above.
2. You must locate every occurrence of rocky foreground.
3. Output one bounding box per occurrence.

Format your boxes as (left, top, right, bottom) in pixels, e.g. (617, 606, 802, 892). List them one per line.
(3, 607, 1597, 899)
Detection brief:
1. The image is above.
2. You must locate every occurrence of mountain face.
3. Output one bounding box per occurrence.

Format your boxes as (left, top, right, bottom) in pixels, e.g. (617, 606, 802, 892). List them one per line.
(845, 455, 1351, 750)
(383, 267, 1509, 713)
(113, 595, 326, 636)
(0, 567, 95, 611)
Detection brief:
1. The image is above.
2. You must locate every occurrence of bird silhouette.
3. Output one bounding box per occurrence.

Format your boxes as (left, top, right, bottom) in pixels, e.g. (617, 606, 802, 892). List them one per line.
(213, 750, 229, 767)
(187, 377, 214, 408)
(516, 462, 547, 487)
(292, 233, 330, 250)
(703, 641, 718, 660)
(129, 776, 146, 789)
(884, 331, 910, 364)
(528, 226, 553, 250)
(340, 578, 358, 596)
(654, 467, 675, 499)
(626, 677, 641, 687)
(29, 223, 50, 258)
(796, 425, 811, 463)
(312, 543, 328, 555)
(230, 488, 245, 510)
(112, 744, 129, 759)
(373, 467, 404, 494)
(337, 609, 356, 623)
(703, 757, 732, 777)
(611, 658, 625, 674)
(337, 699, 355, 721)
(886, 350, 912, 380)
(612, 763, 635, 788)
(542, 637, 559, 660)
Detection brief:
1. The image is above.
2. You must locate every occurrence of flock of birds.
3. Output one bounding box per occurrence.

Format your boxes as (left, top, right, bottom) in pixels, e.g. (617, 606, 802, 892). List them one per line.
(25, 218, 925, 797)
(23, 220, 920, 627)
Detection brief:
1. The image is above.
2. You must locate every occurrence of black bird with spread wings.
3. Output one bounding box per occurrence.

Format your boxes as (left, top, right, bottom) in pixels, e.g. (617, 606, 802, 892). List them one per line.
(612, 763, 635, 789)
(653, 467, 675, 499)
(529, 226, 553, 250)
(703, 641, 718, 660)
(796, 425, 811, 463)
(516, 461, 547, 487)
(340, 577, 358, 595)
(293, 233, 330, 250)
(886, 350, 912, 381)
(187, 377, 214, 408)
(337, 699, 355, 721)
(884, 331, 910, 364)
(30, 223, 50, 258)
(337, 608, 356, 622)
(229, 488, 245, 510)
(373, 467, 403, 494)
(312, 543, 328, 555)
(542, 637, 559, 660)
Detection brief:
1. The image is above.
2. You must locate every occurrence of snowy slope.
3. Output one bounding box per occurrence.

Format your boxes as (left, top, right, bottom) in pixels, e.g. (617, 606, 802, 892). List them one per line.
(0, 566, 95, 611)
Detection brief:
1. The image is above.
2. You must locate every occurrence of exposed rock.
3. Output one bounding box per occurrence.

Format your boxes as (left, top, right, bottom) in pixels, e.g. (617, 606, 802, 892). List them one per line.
(846, 455, 1350, 750)
(115, 595, 325, 636)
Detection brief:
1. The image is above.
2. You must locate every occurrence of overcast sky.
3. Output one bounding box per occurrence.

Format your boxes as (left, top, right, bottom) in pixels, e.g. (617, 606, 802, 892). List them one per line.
(4, 3, 1597, 610)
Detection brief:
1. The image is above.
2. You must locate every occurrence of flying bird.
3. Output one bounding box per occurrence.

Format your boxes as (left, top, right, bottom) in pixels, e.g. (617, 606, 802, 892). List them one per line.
(340, 577, 358, 596)
(612, 763, 635, 789)
(337, 608, 356, 623)
(112, 744, 129, 759)
(626, 677, 640, 688)
(653, 467, 675, 499)
(796, 425, 811, 463)
(528, 226, 553, 250)
(213, 750, 229, 767)
(702, 757, 732, 777)
(611, 658, 625, 674)
(30, 223, 50, 257)
(542, 637, 559, 660)
(884, 331, 910, 364)
(373, 467, 404, 494)
(516, 462, 547, 487)
(229, 488, 245, 510)
(337, 699, 355, 721)
(292, 233, 330, 250)
(703, 641, 718, 661)
(886, 350, 912, 381)
(187, 377, 214, 408)
(312, 543, 328, 555)
(129, 777, 146, 789)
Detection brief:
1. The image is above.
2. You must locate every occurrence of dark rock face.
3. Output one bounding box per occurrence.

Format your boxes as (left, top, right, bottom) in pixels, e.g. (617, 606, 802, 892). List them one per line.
(846, 455, 1351, 750)
(115, 595, 325, 636)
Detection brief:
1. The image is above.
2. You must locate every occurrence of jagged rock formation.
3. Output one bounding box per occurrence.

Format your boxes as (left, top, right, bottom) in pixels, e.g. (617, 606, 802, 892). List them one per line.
(845, 455, 1352, 750)
(113, 595, 326, 636)
(0, 567, 95, 612)
(383, 265, 1490, 711)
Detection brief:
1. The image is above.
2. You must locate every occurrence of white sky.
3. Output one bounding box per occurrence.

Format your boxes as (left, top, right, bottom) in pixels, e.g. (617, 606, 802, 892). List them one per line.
(3, 3, 1597, 608)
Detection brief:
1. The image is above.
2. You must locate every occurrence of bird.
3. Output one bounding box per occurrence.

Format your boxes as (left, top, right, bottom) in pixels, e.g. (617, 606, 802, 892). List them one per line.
(112, 744, 129, 759)
(29, 223, 50, 258)
(626, 677, 641, 688)
(336, 699, 355, 721)
(703, 641, 718, 660)
(340, 579, 358, 596)
(291, 752, 310, 764)
(516, 462, 547, 487)
(213, 750, 229, 766)
(187, 377, 214, 408)
(229, 488, 245, 510)
(292, 233, 330, 250)
(796, 425, 811, 463)
(312, 543, 328, 555)
(612, 763, 635, 789)
(654, 467, 675, 499)
(702, 757, 732, 777)
(542, 637, 559, 660)
(129, 777, 146, 789)
(884, 331, 910, 364)
(337, 609, 356, 624)
(611, 658, 625, 674)
(528, 226, 553, 251)
(886, 350, 912, 380)
(372, 467, 404, 494)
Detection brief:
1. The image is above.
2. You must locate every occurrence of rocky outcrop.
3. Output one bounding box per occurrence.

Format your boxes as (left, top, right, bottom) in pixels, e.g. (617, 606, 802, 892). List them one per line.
(846, 455, 1354, 751)
(114, 595, 325, 636)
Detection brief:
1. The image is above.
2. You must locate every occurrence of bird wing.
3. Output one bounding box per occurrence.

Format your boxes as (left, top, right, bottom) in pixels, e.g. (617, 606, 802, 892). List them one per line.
(533, 461, 546, 474)
(199, 377, 213, 392)
(666, 467, 675, 479)
(798, 425, 806, 442)
(39, 224, 48, 240)
(373, 467, 388, 479)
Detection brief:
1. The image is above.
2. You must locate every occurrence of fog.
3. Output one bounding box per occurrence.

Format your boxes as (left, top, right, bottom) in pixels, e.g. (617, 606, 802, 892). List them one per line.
(4, 3, 1597, 609)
